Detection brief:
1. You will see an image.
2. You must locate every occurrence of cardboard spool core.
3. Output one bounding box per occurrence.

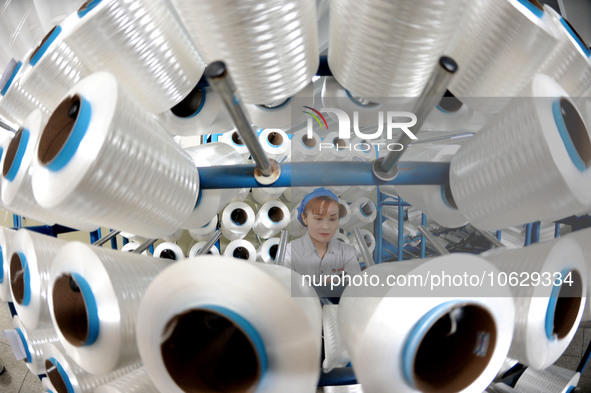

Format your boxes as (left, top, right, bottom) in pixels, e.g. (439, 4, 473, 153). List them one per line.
(159, 249, 178, 260)
(3, 128, 24, 177)
(230, 209, 248, 226)
(268, 245, 278, 260)
(29, 26, 58, 62)
(413, 305, 497, 393)
(443, 185, 458, 209)
(52, 274, 91, 347)
(9, 253, 25, 305)
(171, 87, 204, 118)
(560, 97, 591, 169)
(301, 135, 316, 148)
(553, 270, 583, 340)
(232, 132, 244, 146)
(529, 0, 544, 11)
(161, 309, 261, 393)
(46, 359, 69, 393)
(267, 132, 283, 147)
(333, 137, 347, 150)
(38, 95, 80, 166)
(267, 207, 284, 223)
(360, 202, 374, 216)
(233, 247, 250, 260)
(338, 203, 347, 219)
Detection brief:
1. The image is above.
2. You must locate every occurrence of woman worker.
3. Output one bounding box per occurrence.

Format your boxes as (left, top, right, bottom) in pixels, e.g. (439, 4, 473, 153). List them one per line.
(283, 188, 361, 285)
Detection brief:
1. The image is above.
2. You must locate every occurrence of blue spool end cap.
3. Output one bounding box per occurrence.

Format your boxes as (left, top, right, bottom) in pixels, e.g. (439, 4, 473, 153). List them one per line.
(70, 273, 100, 346)
(47, 358, 75, 393)
(1, 61, 22, 96)
(4, 128, 30, 182)
(30, 26, 62, 66)
(552, 98, 591, 173)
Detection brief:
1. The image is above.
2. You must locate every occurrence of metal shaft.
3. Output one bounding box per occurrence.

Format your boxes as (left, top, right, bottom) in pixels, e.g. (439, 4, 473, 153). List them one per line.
(133, 238, 157, 255)
(378, 56, 458, 175)
(353, 227, 375, 267)
(275, 230, 289, 266)
(204, 61, 273, 177)
(417, 225, 449, 255)
(196, 230, 222, 256)
(472, 227, 506, 248)
(92, 229, 121, 246)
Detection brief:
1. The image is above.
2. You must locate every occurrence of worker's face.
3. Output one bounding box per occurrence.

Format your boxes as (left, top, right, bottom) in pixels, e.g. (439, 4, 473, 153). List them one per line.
(303, 203, 340, 244)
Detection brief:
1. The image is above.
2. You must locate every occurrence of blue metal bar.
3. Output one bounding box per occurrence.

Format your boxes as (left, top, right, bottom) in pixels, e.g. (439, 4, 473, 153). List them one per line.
(380, 201, 412, 207)
(531, 221, 541, 244)
(110, 230, 118, 249)
(198, 161, 450, 189)
(8, 302, 17, 317)
(577, 339, 591, 373)
(21, 224, 77, 237)
(122, 236, 129, 246)
(149, 244, 154, 255)
(496, 230, 502, 241)
(90, 228, 101, 244)
(317, 367, 356, 387)
(554, 222, 560, 238)
(397, 198, 404, 261)
(374, 187, 383, 264)
(13, 215, 22, 228)
(420, 213, 427, 258)
(524, 223, 532, 246)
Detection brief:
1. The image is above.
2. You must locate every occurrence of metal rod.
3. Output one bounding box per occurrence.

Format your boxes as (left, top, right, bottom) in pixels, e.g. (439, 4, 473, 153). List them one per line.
(196, 230, 222, 256)
(353, 227, 375, 267)
(275, 230, 289, 266)
(90, 229, 101, 244)
(376, 56, 458, 177)
(472, 227, 505, 248)
(92, 229, 121, 247)
(524, 223, 533, 246)
(417, 225, 449, 255)
(198, 161, 450, 189)
(133, 238, 157, 255)
(204, 61, 275, 178)
(398, 199, 404, 261)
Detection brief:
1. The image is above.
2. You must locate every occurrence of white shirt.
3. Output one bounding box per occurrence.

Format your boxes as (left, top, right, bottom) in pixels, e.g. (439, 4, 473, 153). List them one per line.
(283, 232, 361, 279)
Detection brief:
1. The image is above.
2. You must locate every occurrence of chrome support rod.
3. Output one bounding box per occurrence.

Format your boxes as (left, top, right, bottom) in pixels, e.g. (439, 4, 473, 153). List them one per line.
(417, 225, 450, 255)
(196, 229, 222, 256)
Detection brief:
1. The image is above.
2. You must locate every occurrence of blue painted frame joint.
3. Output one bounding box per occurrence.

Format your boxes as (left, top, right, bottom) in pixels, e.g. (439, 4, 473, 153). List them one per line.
(202, 305, 268, 383)
(47, 96, 92, 172)
(30, 26, 62, 66)
(70, 273, 100, 346)
(553, 99, 587, 172)
(5, 129, 30, 182)
(1, 61, 22, 96)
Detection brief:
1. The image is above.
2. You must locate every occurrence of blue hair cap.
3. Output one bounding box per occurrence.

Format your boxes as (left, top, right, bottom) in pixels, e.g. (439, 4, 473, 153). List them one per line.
(297, 187, 339, 225)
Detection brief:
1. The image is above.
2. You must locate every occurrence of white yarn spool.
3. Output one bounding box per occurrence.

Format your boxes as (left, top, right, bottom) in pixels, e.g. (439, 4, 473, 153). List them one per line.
(323, 385, 364, 393)
(483, 237, 587, 369)
(382, 219, 415, 246)
(245, 82, 315, 130)
(342, 197, 376, 231)
(252, 187, 286, 204)
(349, 228, 376, 254)
(65, 0, 205, 114)
(539, 6, 591, 97)
(337, 198, 352, 228)
(19, 15, 91, 112)
(258, 128, 291, 161)
(223, 239, 257, 263)
(322, 305, 350, 371)
(392, 144, 468, 228)
(0, 227, 17, 302)
(253, 201, 291, 239)
(188, 241, 220, 257)
(34, 0, 85, 32)
(485, 383, 517, 393)
(95, 367, 160, 393)
(450, 74, 591, 231)
(2, 110, 96, 231)
(447, 0, 559, 113)
(43, 343, 141, 393)
(48, 242, 169, 374)
(221, 202, 255, 241)
(188, 215, 218, 242)
(41, 376, 57, 393)
(31, 72, 199, 238)
(339, 186, 376, 203)
(334, 232, 350, 245)
(329, 0, 463, 101)
(136, 257, 322, 393)
(12, 315, 60, 375)
(0, 0, 45, 62)
(120, 242, 150, 256)
(158, 86, 222, 136)
(257, 238, 280, 264)
(218, 130, 251, 159)
(169, 0, 318, 105)
(321, 131, 353, 162)
(339, 254, 515, 393)
(153, 242, 184, 261)
(0, 60, 50, 126)
(514, 365, 580, 393)
(566, 228, 591, 321)
(182, 143, 245, 229)
(10, 229, 67, 330)
(288, 207, 307, 238)
(291, 129, 321, 162)
(422, 96, 482, 133)
(162, 228, 184, 243)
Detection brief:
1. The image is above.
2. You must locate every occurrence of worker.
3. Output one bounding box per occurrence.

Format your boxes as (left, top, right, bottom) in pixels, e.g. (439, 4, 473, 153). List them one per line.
(283, 187, 361, 297)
